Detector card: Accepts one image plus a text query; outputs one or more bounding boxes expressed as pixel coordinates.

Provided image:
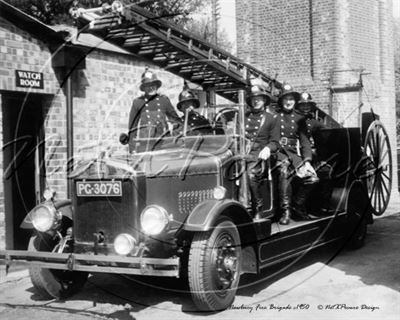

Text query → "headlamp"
[140,205,170,235]
[114,233,136,255]
[31,204,61,232]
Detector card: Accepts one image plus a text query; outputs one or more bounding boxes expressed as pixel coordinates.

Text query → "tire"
[188,217,241,311]
[28,234,88,299]
[347,214,367,250]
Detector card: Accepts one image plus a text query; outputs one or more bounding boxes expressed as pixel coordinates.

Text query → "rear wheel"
[362,120,392,216]
[188,217,241,311]
[28,234,88,299]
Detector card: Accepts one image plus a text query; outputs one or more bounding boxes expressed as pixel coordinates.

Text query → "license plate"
[76,181,122,197]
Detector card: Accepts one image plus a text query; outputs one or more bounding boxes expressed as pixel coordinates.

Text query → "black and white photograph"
[0,0,399,319]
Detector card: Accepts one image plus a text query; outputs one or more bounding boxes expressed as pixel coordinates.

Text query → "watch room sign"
[15,70,44,89]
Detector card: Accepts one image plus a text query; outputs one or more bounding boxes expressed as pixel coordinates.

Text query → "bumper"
[0,250,180,277]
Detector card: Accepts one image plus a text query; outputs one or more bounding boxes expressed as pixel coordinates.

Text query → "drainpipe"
[309,0,314,79]
[51,44,86,199]
[66,73,74,198]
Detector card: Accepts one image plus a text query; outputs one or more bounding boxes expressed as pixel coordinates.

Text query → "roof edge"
[0,0,65,43]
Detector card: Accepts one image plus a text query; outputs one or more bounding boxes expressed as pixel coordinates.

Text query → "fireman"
[296,92,325,144]
[275,84,317,225]
[176,87,213,135]
[128,67,182,140]
[245,85,280,219]
[295,92,332,215]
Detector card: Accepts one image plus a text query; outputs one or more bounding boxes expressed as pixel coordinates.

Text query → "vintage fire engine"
[0,2,393,312]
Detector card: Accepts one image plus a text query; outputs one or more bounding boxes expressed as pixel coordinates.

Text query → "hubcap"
[213,233,238,292]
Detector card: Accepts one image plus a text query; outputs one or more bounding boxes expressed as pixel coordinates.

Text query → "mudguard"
[345,180,373,224]
[20,199,73,229]
[328,180,372,223]
[183,199,252,232]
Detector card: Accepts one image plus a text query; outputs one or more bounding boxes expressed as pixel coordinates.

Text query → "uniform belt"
[280,137,298,147]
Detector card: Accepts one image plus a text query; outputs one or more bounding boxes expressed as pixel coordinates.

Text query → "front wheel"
[188,217,241,311]
[28,234,88,299]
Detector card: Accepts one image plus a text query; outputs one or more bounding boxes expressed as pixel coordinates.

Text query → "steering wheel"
[213,107,239,124]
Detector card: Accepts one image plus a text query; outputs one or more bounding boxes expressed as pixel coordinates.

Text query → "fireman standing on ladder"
[275,84,317,225]
[128,67,182,141]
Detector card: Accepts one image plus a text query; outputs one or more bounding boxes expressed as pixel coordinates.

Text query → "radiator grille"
[73,179,139,244]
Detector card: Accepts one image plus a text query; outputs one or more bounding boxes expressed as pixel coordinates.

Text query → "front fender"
[20,199,73,229]
[183,199,251,232]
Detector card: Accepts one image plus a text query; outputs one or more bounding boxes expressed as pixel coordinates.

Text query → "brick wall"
[0,16,183,249]
[72,50,184,161]
[236,0,398,196]
[0,94,3,249]
[395,17,400,146]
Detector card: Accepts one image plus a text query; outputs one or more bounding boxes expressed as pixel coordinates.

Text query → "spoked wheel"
[28,233,88,299]
[188,217,241,311]
[362,120,392,216]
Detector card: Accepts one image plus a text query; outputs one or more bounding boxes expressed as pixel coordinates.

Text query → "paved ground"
[1,194,399,320]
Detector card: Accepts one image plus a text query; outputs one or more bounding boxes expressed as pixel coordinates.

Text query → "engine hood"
[69,148,232,179]
[69,157,136,179]
[129,148,232,178]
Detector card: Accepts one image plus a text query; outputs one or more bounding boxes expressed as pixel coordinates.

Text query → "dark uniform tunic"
[128,94,182,139]
[183,110,213,135]
[275,110,312,168]
[304,114,326,148]
[245,110,280,155]
[245,109,280,215]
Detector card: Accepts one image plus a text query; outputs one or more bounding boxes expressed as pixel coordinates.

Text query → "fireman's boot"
[278,163,291,225]
[320,182,334,214]
[292,183,314,220]
[279,195,291,225]
[249,163,266,220]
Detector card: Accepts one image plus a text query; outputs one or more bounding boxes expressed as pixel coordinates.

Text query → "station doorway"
[2,92,46,249]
